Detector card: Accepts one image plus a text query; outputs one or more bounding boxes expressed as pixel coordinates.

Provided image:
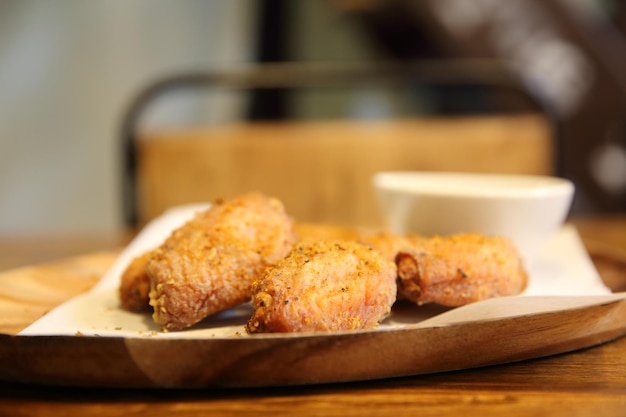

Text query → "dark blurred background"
[249,0,626,218]
[1,0,625,234]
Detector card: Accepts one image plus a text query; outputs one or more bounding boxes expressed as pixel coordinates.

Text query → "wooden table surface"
[1,216,625,417]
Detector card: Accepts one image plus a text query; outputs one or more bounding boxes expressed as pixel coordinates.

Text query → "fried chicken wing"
[119,251,153,311]
[362,232,426,263]
[395,234,527,306]
[148,192,297,331]
[246,240,397,333]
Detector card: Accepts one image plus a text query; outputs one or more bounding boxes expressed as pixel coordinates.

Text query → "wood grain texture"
[0,252,116,335]
[1,294,625,389]
[136,115,552,228]
[0,385,625,417]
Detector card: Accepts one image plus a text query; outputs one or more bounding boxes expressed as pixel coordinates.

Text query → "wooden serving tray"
[0,252,116,335]
[1,251,626,389]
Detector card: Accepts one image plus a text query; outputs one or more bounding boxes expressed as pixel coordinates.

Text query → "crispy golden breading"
[118,192,528,334]
[362,232,426,263]
[395,234,527,306]
[148,192,297,331]
[119,251,153,311]
[246,240,397,333]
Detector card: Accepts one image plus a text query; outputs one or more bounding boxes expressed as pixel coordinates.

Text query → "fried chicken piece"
[395,234,527,307]
[120,221,360,314]
[119,251,153,311]
[362,232,426,263]
[246,240,397,333]
[148,192,297,331]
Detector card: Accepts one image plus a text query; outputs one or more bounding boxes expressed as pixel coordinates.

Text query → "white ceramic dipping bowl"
[373,171,575,264]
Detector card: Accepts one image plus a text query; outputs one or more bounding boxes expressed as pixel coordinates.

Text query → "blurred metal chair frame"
[120,60,561,229]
